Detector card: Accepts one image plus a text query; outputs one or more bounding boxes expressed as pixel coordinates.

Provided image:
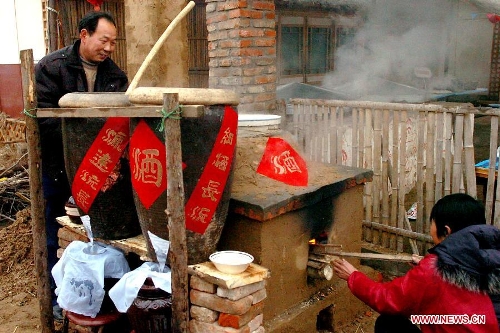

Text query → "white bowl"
[209,251,254,274]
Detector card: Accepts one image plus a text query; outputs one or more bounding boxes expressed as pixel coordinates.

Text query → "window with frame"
[280,26,304,75]
[279,19,333,81]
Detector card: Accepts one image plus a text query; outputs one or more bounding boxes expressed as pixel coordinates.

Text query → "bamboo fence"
[287,98,497,253]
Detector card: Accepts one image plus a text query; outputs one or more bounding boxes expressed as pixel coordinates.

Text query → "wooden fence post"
[20,49,55,332]
[163,93,189,333]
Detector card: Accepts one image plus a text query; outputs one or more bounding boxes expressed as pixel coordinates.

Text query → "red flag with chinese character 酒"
[256,137,308,186]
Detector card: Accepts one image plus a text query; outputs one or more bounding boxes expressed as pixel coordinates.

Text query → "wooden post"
[163,93,189,333]
[20,49,55,332]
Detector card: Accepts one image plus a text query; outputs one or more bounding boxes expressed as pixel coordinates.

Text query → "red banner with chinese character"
[185,106,238,234]
[71,117,130,213]
[129,120,167,209]
[256,137,308,186]
[129,106,237,234]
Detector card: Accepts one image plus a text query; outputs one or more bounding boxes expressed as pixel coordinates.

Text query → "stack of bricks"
[205,0,277,114]
[188,262,270,333]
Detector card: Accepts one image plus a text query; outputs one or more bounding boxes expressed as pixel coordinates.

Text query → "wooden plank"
[188,262,270,289]
[163,93,189,333]
[20,49,54,333]
[56,216,150,260]
[36,105,204,118]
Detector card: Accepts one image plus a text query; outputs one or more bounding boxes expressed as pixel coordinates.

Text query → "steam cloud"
[322,0,455,99]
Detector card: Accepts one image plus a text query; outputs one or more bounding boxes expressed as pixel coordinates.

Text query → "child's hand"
[332,258,358,280]
[411,254,424,265]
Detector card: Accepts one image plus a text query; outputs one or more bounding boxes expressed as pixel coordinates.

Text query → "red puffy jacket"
[348,254,499,333]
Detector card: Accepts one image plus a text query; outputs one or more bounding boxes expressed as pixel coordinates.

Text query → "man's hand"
[332,258,358,281]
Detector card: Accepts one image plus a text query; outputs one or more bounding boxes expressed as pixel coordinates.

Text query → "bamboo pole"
[20,49,55,333]
[397,110,408,252]
[363,108,373,243]
[425,111,435,234]
[328,106,336,164]
[463,112,477,197]
[126,1,195,94]
[362,221,433,243]
[416,110,425,244]
[338,106,346,164]
[326,251,417,263]
[351,108,359,167]
[163,93,189,333]
[443,112,453,196]
[486,116,498,224]
[381,109,390,248]
[389,111,400,250]
[372,109,382,245]
[452,112,464,193]
[435,112,444,200]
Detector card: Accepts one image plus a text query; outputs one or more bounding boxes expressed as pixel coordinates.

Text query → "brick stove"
[209,129,374,332]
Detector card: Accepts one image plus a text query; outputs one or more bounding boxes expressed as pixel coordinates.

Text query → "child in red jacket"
[333,193,500,333]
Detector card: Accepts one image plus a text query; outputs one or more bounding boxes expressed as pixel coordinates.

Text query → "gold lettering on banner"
[76,189,91,208]
[79,170,100,190]
[90,149,113,173]
[201,180,221,201]
[212,153,229,171]
[220,127,234,145]
[132,148,163,187]
[102,129,127,152]
[272,150,302,175]
[189,206,211,224]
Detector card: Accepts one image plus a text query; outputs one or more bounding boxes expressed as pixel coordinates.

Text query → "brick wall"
[206,0,277,114]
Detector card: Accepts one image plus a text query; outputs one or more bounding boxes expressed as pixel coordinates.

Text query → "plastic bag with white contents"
[52,240,130,317]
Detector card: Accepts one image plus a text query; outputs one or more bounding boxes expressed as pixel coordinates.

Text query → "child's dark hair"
[430,193,486,238]
[78,11,116,35]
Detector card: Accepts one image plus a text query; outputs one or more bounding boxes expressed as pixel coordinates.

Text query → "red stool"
[62,310,122,333]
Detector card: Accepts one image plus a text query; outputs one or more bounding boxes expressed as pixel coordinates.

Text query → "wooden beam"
[20,49,55,333]
[164,93,189,333]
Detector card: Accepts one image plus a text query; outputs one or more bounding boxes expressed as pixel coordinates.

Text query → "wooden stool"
[62,310,122,333]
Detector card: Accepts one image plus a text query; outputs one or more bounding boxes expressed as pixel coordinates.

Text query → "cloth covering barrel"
[128,87,239,265]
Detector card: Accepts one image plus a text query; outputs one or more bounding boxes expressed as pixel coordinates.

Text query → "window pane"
[336,27,357,48]
[281,26,303,75]
[308,27,330,74]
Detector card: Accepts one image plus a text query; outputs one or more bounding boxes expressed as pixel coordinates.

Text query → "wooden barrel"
[129,88,239,265]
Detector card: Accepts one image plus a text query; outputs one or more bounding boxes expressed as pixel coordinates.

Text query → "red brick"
[252,1,275,10]
[218,302,265,329]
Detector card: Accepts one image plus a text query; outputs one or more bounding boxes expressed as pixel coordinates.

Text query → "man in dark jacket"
[35,10,128,320]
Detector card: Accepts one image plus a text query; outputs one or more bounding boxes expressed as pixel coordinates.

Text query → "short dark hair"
[430,193,486,238]
[78,11,116,35]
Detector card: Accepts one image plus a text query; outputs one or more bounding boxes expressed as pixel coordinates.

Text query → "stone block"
[190,305,219,323]
[217,280,266,301]
[191,275,217,293]
[190,289,253,315]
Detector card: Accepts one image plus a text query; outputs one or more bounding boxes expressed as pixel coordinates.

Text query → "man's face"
[79,18,117,63]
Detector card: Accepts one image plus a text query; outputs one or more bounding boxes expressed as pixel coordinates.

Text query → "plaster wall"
[448,1,494,88]
[124,0,189,88]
